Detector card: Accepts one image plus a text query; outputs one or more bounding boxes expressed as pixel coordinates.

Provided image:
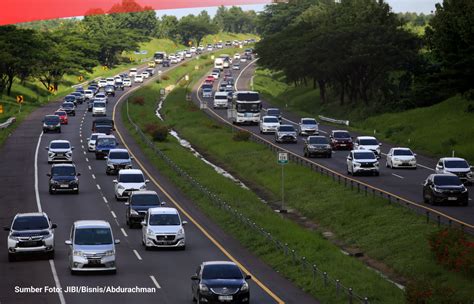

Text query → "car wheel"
[429,196,436,206]
[109,269,117,275]
[58,129,61,133]
[347,166,351,175]
[462,200,468,206]
[374,171,380,176]
[47,250,55,260]
[8,253,16,262]
[49,188,54,194]
[74,189,79,194]
[327,153,332,158]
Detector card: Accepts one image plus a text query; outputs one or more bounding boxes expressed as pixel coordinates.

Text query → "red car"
[55,110,68,125]
[330,130,353,150]
[205,75,215,83]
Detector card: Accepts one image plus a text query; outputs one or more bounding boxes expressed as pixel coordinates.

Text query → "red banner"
[0,0,270,25]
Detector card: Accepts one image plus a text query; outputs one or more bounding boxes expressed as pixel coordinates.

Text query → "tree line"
[255,0,474,110]
[1,0,258,96]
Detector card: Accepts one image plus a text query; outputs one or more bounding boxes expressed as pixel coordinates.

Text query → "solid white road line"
[133,249,142,261]
[96,184,101,190]
[121,228,128,237]
[103,196,108,203]
[392,173,404,179]
[149,275,161,289]
[110,211,117,218]
[34,132,66,304]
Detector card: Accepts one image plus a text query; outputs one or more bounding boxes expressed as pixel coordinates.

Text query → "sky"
[155,0,440,18]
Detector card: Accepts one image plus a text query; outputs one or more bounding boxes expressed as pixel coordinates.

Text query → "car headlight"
[374,162,379,166]
[353,162,361,167]
[108,164,115,168]
[240,281,249,292]
[8,235,18,241]
[117,184,125,190]
[48,152,54,157]
[177,228,184,235]
[73,250,84,257]
[146,229,154,236]
[393,158,400,162]
[433,187,443,193]
[104,250,115,256]
[130,209,139,215]
[199,283,209,292]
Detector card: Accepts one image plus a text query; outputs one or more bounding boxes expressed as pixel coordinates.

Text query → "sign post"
[16,95,24,113]
[277,152,288,213]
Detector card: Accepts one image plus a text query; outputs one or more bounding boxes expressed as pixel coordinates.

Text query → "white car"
[114,169,149,200]
[106,77,115,86]
[141,207,187,250]
[347,150,379,176]
[169,56,178,64]
[84,90,94,100]
[87,133,106,152]
[354,136,381,157]
[46,140,73,163]
[386,147,417,169]
[435,157,473,184]
[240,57,247,63]
[94,93,108,104]
[232,63,240,70]
[207,46,213,51]
[190,47,197,53]
[260,116,280,134]
[298,118,319,136]
[123,78,132,87]
[98,79,107,88]
[211,72,219,79]
[234,53,241,60]
[129,68,138,77]
[141,71,150,79]
[134,75,144,83]
[185,52,192,58]
[92,101,107,117]
[213,91,229,109]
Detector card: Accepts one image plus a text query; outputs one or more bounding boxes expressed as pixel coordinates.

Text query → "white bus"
[230,91,262,125]
[154,52,166,63]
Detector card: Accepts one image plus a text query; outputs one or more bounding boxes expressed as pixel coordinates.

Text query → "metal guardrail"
[319,115,350,126]
[0,117,16,129]
[125,85,371,303]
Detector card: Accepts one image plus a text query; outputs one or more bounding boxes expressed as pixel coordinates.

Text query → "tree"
[176,13,217,46]
[109,0,157,36]
[155,15,179,39]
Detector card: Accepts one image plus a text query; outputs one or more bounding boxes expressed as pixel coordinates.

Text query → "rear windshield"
[267,109,280,115]
[97,138,116,146]
[12,216,49,231]
[202,264,243,280]
[74,228,112,245]
[94,102,106,107]
[393,149,413,156]
[279,126,295,132]
[215,95,227,100]
[109,152,129,160]
[131,194,161,206]
[333,132,350,139]
[302,119,316,125]
[309,137,328,144]
[119,173,144,183]
[45,116,60,123]
[434,175,462,186]
[62,103,74,108]
[236,93,259,101]
[445,160,469,169]
[263,117,279,123]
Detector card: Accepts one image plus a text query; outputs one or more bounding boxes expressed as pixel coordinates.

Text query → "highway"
[191,58,474,228]
[0,52,317,303]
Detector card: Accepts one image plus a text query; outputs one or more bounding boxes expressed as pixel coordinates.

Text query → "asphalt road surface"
[0,51,318,304]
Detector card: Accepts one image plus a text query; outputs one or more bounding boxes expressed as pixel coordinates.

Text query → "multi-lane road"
[0,52,317,303]
[192,58,474,228]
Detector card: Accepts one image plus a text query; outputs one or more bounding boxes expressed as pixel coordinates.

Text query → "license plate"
[89,259,101,265]
[218,295,233,301]
[22,241,38,247]
[60,184,69,188]
[448,197,457,201]
[340,144,346,146]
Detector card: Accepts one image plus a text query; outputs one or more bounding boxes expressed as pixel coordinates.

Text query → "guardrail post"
[364,297,369,304]
[312,265,317,285]
[388,194,391,204]
[437,215,441,227]
[336,279,340,296]
[357,183,360,193]
[301,257,306,271]
[365,186,367,196]
[292,249,296,264]
[284,243,288,256]
[323,272,328,286]
[426,211,430,223]
[448,219,452,227]
[348,288,353,304]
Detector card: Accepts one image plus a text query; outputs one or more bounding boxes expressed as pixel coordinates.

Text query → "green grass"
[253,69,474,162]
[200,32,259,46]
[123,58,474,302]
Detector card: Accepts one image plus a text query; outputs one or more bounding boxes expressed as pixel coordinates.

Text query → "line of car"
[7,44,255,303]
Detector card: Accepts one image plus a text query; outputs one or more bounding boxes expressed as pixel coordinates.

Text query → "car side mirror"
[130,156,134,160]
[3,226,10,231]
[245,274,251,280]
[71,147,75,150]
[86,138,90,141]
[160,202,166,206]
[113,179,118,183]
[141,221,147,227]
[45,147,49,150]
[125,202,130,206]
[114,239,120,244]
[191,275,199,281]
[51,224,57,229]
[470,166,474,171]
[379,143,382,146]
[65,240,72,245]
[347,157,352,160]
[413,153,417,157]
[76,173,81,176]
[46,173,51,177]
[145,180,150,184]
[182,221,188,225]
[104,156,108,159]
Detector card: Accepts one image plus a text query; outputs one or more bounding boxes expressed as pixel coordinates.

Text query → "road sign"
[102,66,108,71]
[278,152,288,164]
[211,55,215,60]
[0,104,3,114]
[129,57,133,62]
[195,65,199,70]
[16,95,24,104]
[188,41,192,46]
[48,85,55,92]
[78,75,84,82]
[185,75,189,81]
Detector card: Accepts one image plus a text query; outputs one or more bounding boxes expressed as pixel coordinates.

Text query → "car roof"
[91,132,106,136]
[15,212,47,218]
[50,139,70,144]
[236,90,258,94]
[440,157,467,161]
[357,136,377,140]
[262,115,279,120]
[118,169,143,175]
[215,91,228,96]
[333,130,349,133]
[202,261,238,267]
[130,190,158,196]
[301,117,316,121]
[351,149,375,154]
[74,220,111,228]
[97,135,116,139]
[108,148,128,153]
[148,207,178,215]
[430,173,459,178]
[51,163,75,168]
[308,135,326,139]
[392,147,411,150]
[279,124,294,128]
[267,108,280,111]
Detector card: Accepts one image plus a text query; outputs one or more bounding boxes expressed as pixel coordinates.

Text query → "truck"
[154,52,166,64]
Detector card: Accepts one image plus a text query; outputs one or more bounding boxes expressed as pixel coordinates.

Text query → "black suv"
[104,85,115,97]
[47,163,80,194]
[162,60,170,67]
[423,174,468,206]
[191,261,251,304]
[61,102,76,116]
[125,190,163,228]
[42,115,61,133]
[304,136,332,158]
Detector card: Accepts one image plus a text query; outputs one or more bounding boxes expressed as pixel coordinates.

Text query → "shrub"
[144,123,158,135]
[232,130,251,141]
[151,125,169,142]
[405,280,458,303]
[161,75,170,81]
[428,228,474,275]
[131,96,145,106]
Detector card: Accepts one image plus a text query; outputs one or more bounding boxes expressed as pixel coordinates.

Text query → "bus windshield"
[236,102,260,113]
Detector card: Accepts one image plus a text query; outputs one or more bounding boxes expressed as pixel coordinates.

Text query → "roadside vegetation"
[123,54,474,302]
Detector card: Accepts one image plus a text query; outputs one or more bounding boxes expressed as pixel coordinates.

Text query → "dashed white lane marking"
[80,139,83,143]
[110,210,117,218]
[417,163,435,171]
[81,145,85,149]
[392,173,404,179]
[92,174,96,179]
[103,196,108,203]
[85,157,89,162]
[150,275,161,289]
[83,151,86,155]
[88,165,92,170]
[121,228,128,237]
[96,184,101,190]
[133,250,142,261]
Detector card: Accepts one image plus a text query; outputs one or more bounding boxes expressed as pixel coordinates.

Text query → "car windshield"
[354,152,375,159]
[131,194,161,206]
[359,139,378,145]
[309,137,328,144]
[95,126,111,133]
[74,228,112,245]
[94,102,106,107]
[105,86,114,90]
[45,116,59,123]
[236,103,260,113]
[50,142,70,149]
[12,216,49,230]
[90,134,100,141]
[215,95,227,100]
[202,264,243,280]
[263,117,279,123]
[96,94,105,98]
[54,111,65,116]
[109,152,129,160]
[334,132,350,139]
[434,175,462,186]
[393,149,413,156]
[302,119,316,125]
[97,138,116,146]
[267,109,280,116]
[64,96,75,102]
[445,160,469,169]
[149,214,180,226]
[119,173,144,183]
[85,90,92,94]
[51,166,76,176]
[279,126,295,132]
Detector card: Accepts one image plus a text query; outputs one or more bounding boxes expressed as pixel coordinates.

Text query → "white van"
[129,68,138,77]
[214,58,224,70]
[213,91,229,109]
